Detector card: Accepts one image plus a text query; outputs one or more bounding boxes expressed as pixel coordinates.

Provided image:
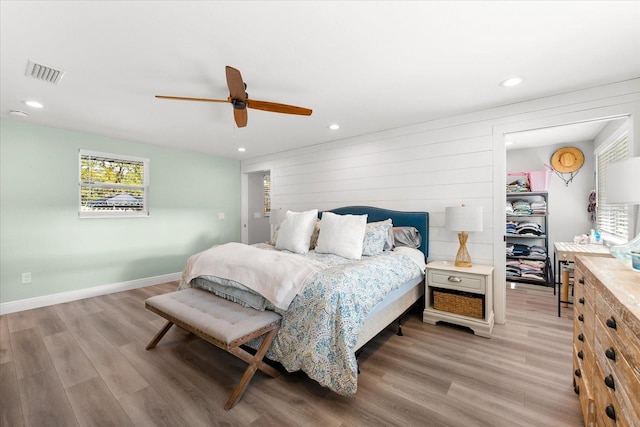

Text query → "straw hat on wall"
[551,147,584,173]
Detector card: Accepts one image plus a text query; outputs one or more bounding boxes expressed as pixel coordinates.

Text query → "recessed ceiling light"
[505,140,514,146]
[237,147,246,152]
[500,76,523,87]
[23,100,43,108]
[328,124,340,130]
[9,110,29,117]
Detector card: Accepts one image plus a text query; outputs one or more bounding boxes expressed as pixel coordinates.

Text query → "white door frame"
[491,102,638,324]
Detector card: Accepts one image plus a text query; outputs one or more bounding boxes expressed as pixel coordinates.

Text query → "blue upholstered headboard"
[320,206,429,260]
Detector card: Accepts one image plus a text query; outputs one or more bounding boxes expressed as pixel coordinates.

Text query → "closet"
[505,191,552,286]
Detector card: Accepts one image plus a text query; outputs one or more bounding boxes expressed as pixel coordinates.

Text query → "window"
[596,132,629,240]
[263,173,271,215]
[79,150,149,218]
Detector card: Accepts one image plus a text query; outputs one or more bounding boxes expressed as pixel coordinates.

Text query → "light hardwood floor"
[1,281,582,426]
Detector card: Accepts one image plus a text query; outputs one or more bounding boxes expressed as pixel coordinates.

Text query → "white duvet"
[180,242,324,310]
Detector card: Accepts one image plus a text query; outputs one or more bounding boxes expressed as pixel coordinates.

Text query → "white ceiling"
[1,1,639,160]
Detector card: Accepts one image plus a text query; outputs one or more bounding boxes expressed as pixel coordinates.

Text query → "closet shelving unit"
[505,191,552,286]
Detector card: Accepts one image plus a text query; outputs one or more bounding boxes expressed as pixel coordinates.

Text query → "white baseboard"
[0,272,182,315]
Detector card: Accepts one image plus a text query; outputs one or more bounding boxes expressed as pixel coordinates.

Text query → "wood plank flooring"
[1,281,582,426]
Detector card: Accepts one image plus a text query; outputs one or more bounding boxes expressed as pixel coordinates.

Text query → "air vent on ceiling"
[24,60,65,84]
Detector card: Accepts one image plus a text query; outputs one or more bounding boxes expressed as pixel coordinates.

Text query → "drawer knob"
[578,297,584,304]
[605,347,616,361]
[447,276,462,283]
[578,333,584,342]
[574,385,580,395]
[578,350,584,360]
[606,317,617,330]
[578,314,584,322]
[604,374,615,390]
[574,369,581,378]
[578,277,584,284]
[605,404,616,420]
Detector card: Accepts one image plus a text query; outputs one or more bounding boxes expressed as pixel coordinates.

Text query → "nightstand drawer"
[428,270,486,293]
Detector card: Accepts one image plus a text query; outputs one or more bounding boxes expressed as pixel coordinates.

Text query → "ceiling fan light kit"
[156,66,312,128]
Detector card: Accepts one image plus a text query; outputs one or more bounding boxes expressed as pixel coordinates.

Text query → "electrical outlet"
[22,272,32,284]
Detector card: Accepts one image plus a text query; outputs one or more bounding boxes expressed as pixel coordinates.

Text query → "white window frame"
[595,125,629,242]
[79,149,150,218]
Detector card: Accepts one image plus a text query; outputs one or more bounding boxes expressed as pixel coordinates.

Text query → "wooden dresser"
[573,256,639,426]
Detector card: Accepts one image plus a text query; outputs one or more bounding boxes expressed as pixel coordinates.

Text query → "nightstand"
[422,261,494,338]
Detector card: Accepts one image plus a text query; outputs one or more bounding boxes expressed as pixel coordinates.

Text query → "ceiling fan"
[156,66,312,128]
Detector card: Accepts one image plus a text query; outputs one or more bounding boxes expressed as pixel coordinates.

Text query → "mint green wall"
[0,120,240,304]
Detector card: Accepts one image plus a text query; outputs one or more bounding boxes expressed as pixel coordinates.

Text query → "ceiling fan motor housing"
[231,99,247,110]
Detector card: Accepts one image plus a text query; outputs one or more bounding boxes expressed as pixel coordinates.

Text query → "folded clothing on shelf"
[506,243,546,259]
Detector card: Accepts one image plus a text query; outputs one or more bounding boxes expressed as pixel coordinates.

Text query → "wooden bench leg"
[224,326,280,410]
[146,321,174,350]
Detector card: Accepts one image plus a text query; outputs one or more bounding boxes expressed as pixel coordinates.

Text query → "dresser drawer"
[595,297,640,378]
[594,324,640,427]
[428,270,486,293]
[576,339,596,382]
[573,265,594,302]
[573,346,595,427]
[575,306,594,356]
[593,362,621,427]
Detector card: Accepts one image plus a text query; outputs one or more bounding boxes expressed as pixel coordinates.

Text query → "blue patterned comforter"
[190,243,423,396]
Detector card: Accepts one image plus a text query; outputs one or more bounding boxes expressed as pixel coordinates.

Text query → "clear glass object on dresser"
[505,191,552,286]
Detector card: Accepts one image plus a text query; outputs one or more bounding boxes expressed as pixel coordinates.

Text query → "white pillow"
[275,209,319,253]
[315,212,368,260]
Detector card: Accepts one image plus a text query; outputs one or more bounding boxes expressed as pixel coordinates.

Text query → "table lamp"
[606,157,640,270]
[445,204,483,267]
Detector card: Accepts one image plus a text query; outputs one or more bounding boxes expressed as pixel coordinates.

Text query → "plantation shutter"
[596,134,629,239]
[263,173,271,214]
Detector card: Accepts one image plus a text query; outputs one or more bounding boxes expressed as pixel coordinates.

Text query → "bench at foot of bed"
[144,288,282,410]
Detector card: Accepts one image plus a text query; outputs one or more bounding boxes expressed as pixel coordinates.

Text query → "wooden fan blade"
[155,95,230,103]
[226,66,246,101]
[246,99,312,116]
[234,108,248,128]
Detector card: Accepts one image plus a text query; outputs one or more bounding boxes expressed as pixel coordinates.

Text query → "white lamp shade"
[445,205,483,232]
[607,157,640,205]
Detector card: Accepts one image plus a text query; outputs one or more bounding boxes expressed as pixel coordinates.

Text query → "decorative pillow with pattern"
[362,219,393,256]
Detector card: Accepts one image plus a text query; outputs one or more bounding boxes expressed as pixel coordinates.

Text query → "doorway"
[506,117,628,263]
[246,170,271,244]
[492,107,636,324]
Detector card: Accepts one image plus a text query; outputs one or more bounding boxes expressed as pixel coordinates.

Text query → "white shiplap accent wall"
[246,122,495,263]
[242,79,640,324]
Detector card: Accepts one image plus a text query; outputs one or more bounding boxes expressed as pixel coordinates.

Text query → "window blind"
[79,150,149,217]
[596,134,629,239]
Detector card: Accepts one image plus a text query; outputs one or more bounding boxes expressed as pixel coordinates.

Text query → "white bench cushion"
[145,288,281,345]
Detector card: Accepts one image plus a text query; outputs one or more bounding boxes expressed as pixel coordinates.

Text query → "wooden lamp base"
[454,231,473,268]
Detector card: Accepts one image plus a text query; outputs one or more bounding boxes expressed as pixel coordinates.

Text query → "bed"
[325,206,429,350]
[179,206,429,396]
